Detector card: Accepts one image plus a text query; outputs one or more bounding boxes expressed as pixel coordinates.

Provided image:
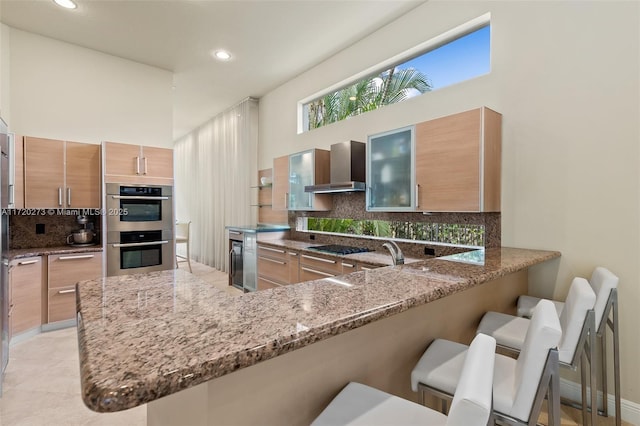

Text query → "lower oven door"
[107,230,174,276]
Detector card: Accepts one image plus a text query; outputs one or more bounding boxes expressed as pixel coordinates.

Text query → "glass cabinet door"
[367,125,415,211]
[288,150,314,210]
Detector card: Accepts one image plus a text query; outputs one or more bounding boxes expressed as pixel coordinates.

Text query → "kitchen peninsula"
[76,247,560,426]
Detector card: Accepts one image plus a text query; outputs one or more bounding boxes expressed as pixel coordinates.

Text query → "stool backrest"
[512,299,562,421]
[176,221,191,239]
[558,277,596,363]
[446,333,496,426]
[590,267,619,329]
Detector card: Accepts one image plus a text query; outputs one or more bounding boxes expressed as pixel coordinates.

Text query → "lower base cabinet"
[8,256,43,337]
[48,253,103,323]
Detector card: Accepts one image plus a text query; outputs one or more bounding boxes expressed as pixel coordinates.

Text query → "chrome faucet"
[382,240,404,265]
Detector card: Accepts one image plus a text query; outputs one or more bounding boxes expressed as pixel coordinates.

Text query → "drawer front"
[10,257,43,335]
[48,287,76,323]
[357,263,378,271]
[300,253,342,274]
[258,255,289,283]
[258,277,281,291]
[299,266,338,282]
[48,252,103,289]
[257,245,287,261]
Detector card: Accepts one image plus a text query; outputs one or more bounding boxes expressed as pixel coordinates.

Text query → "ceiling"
[1,0,424,140]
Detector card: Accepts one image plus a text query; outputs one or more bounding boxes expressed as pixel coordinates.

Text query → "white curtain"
[174,98,258,271]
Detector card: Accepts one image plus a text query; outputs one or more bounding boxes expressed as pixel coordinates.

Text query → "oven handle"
[112,240,170,248]
[111,195,170,200]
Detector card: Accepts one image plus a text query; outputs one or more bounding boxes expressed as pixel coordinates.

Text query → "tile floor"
[0,261,631,425]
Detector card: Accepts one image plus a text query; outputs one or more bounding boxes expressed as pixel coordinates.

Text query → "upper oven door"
[106,183,173,231]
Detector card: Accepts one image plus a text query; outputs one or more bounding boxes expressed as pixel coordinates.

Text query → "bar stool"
[175,221,192,273]
[312,333,497,426]
[477,277,596,425]
[411,299,563,426]
[517,267,620,425]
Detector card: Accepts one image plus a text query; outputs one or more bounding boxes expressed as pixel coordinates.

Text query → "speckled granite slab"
[8,245,103,260]
[76,247,559,413]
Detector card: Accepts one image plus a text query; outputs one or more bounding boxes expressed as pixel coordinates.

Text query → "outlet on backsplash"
[36,224,45,234]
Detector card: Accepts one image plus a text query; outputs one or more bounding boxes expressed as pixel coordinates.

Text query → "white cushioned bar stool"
[411,299,563,426]
[175,221,192,273]
[477,277,596,425]
[517,267,620,425]
[312,333,497,426]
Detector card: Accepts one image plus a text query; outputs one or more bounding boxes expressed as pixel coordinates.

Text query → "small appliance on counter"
[66,215,97,246]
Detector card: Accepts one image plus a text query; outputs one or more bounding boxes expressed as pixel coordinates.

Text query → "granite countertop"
[8,245,103,261]
[76,246,559,413]
[256,238,423,266]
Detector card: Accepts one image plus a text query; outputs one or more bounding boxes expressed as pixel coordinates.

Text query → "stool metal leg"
[611,291,621,426]
[581,353,588,425]
[600,330,608,417]
[588,319,598,426]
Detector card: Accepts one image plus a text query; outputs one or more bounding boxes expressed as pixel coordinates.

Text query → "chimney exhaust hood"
[305,140,366,193]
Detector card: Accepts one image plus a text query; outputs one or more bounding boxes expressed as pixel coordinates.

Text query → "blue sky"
[402,25,490,90]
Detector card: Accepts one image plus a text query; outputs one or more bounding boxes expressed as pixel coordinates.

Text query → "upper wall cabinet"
[366,126,415,211]
[103,141,173,185]
[272,149,331,211]
[24,137,100,209]
[415,107,501,212]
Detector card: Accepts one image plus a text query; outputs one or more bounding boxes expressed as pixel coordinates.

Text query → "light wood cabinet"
[24,137,100,208]
[415,107,501,212]
[8,257,43,337]
[256,168,287,225]
[47,252,102,323]
[103,141,174,185]
[299,253,343,282]
[257,245,289,290]
[272,155,289,211]
[272,150,331,212]
[11,132,25,209]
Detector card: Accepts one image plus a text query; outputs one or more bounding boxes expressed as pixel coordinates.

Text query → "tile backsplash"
[287,192,500,258]
[10,213,101,249]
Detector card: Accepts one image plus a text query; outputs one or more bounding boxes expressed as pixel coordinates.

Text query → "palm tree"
[307,67,432,129]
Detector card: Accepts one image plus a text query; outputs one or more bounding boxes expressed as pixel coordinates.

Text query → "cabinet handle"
[229,231,241,235]
[285,192,289,209]
[59,254,95,260]
[112,240,169,248]
[18,259,39,266]
[259,256,286,265]
[302,255,337,264]
[58,187,63,206]
[259,276,281,287]
[259,246,286,254]
[135,156,140,175]
[8,183,14,206]
[341,262,355,268]
[288,252,298,257]
[360,266,373,271]
[58,288,76,295]
[301,267,335,278]
[67,187,72,207]
[415,184,420,209]
[143,157,148,175]
[8,304,14,317]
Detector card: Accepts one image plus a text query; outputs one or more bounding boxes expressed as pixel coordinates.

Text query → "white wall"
[0,24,11,121]
[259,0,640,410]
[6,27,172,147]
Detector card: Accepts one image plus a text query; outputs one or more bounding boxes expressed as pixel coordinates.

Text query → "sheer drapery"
[174,98,258,271]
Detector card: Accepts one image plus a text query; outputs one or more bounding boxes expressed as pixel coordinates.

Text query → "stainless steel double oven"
[106,183,174,276]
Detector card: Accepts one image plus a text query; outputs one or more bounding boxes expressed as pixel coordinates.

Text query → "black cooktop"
[308,244,371,255]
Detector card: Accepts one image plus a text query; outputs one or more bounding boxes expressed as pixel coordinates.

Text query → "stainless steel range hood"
[305,140,366,193]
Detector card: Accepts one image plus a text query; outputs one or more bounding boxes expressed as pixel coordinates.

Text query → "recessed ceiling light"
[53,0,77,9]
[213,50,232,61]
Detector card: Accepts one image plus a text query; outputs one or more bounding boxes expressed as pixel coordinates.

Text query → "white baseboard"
[560,378,640,425]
